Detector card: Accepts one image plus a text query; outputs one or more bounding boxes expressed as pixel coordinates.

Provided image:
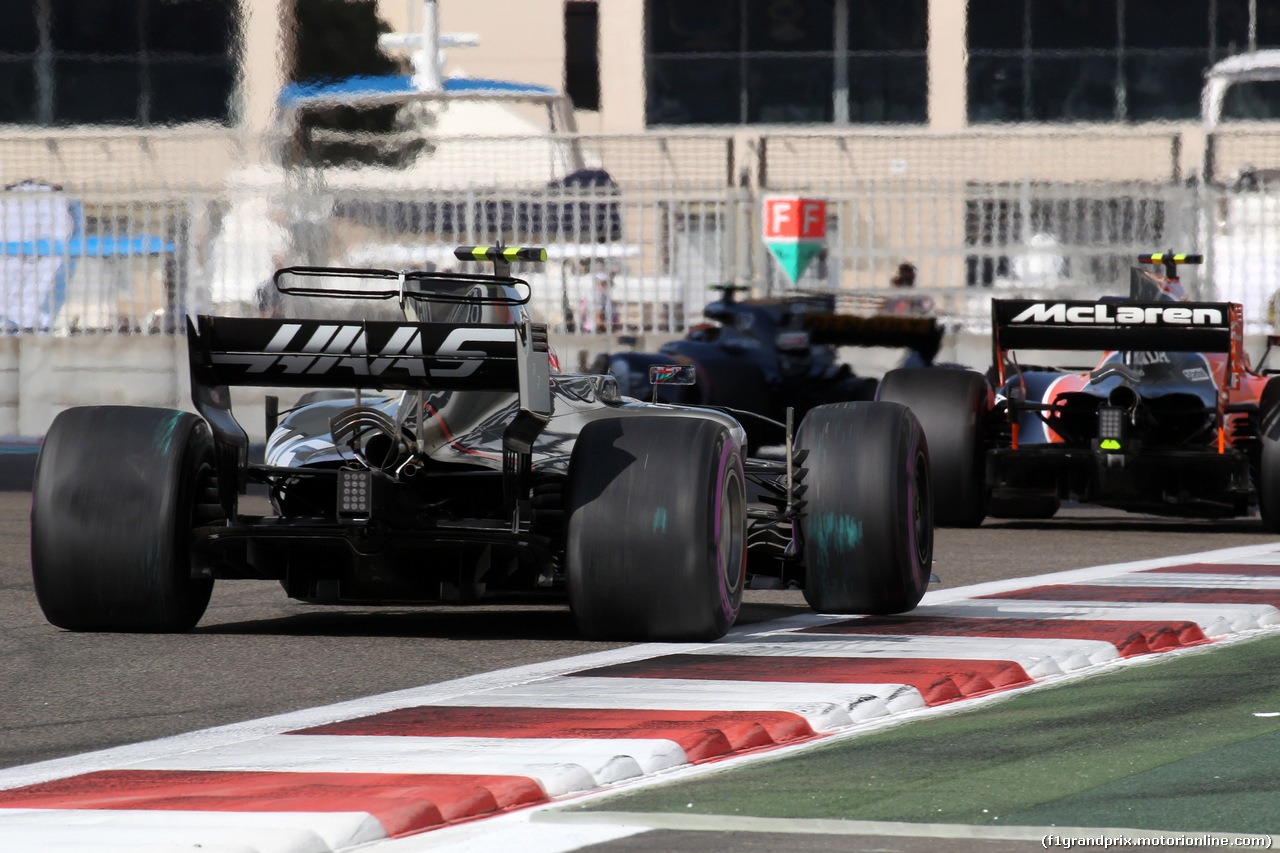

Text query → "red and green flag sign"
[763,197,826,284]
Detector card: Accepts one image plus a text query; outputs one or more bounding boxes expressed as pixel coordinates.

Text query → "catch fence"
[1,126,1275,336]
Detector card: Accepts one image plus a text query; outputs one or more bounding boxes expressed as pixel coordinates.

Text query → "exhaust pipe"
[330,406,420,475]
[1108,384,1139,411]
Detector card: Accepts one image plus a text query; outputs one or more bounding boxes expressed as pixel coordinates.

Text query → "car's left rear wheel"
[566,415,746,641]
[31,406,217,632]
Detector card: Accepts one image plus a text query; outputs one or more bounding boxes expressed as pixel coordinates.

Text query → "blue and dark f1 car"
[878,253,1280,529]
[598,284,944,446]
[31,247,934,642]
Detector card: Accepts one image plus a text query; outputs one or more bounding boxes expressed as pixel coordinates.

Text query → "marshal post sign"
[763,197,826,285]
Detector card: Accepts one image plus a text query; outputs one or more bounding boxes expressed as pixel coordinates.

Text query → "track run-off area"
[3,467,1280,852]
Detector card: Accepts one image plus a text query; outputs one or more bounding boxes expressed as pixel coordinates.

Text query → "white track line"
[389,820,647,853]
[912,599,1280,636]
[709,634,1119,673]
[423,676,926,729]
[1086,572,1280,589]
[920,541,1280,604]
[0,808,385,853]
[133,735,690,794]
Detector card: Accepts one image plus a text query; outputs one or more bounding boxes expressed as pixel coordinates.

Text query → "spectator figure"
[0,181,81,331]
[882,261,934,317]
[579,269,619,333]
[208,188,291,318]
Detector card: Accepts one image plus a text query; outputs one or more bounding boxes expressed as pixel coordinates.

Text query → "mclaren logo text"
[212,324,516,378]
[1010,303,1224,326]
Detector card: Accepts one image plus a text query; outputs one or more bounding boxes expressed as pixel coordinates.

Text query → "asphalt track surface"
[4,446,1280,850]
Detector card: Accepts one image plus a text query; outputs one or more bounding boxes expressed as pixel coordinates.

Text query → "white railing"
[2,177,1213,337]
[6,127,1279,337]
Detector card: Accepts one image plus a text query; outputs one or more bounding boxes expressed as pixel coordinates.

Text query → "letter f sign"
[771,204,792,234]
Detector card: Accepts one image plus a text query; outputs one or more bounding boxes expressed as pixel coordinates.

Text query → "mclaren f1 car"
[30,247,934,642]
[598,283,944,447]
[877,252,1280,529]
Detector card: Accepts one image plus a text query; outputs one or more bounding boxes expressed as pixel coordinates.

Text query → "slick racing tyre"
[566,415,747,641]
[31,406,218,632]
[795,401,932,614]
[877,368,989,527]
[1258,377,1280,532]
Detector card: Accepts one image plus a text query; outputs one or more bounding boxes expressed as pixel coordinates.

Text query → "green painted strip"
[1011,730,1280,834]
[577,633,1280,835]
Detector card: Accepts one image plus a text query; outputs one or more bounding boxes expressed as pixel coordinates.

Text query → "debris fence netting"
[0,128,1276,336]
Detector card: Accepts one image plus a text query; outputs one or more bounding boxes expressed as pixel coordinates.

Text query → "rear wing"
[991,298,1244,388]
[189,316,525,392]
[802,313,944,364]
[188,314,552,509]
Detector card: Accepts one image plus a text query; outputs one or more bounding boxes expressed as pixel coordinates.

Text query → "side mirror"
[649,364,696,386]
[775,330,811,351]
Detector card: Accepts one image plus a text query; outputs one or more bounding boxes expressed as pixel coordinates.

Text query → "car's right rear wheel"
[877,368,990,527]
[796,401,932,614]
[566,415,746,641]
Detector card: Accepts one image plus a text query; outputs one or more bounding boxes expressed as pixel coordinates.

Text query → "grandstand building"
[2,2,1275,162]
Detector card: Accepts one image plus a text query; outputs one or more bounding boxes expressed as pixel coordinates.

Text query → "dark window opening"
[645,0,925,127]
[968,0,1276,123]
[0,0,237,126]
[565,0,600,111]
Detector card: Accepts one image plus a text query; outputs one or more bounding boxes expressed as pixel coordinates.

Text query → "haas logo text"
[212,324,516,378]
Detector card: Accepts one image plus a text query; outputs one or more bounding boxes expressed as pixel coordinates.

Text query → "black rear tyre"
[796,401,932,614]
[566,415,746,641]
[1258,377,1280,532]
[877,368,989,527]
[31,406,216,632]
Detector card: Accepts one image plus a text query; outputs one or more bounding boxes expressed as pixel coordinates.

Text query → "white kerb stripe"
[402,820,649,853]
[1211,551,1280,565]
[713,635,1118,673]
[131,735,688,795]
[0,807,385,853]
[1087,573,1280,589]
[912,600,1280,637]
[426,676,926,730]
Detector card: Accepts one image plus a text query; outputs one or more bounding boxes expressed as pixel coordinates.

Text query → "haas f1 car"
[31,247,934,642]
[599,284,944,446]
[879,252,1280,529]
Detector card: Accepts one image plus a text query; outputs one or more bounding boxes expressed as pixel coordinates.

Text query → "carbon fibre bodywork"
[600,286,942,444]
